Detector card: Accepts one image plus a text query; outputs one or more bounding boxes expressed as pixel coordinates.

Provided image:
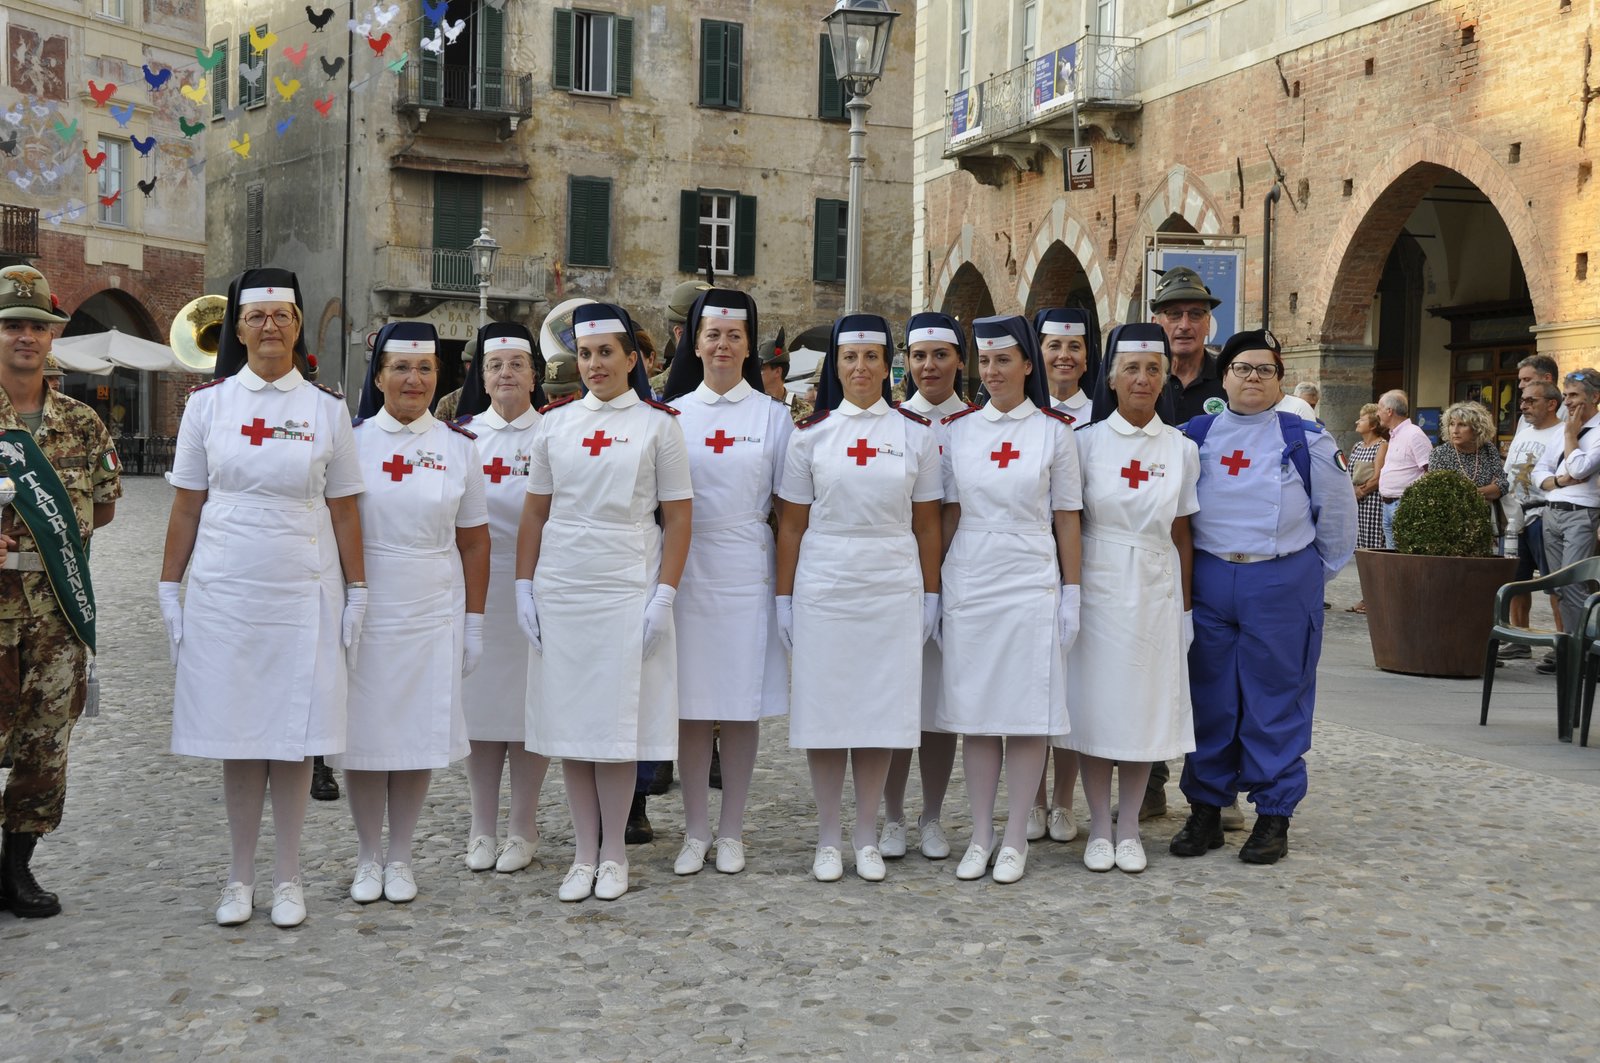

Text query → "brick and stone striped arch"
[930,223,1007,320]
[1110,166,1228,327]
[1314,126,1550,345]
[1016,199,1110,326]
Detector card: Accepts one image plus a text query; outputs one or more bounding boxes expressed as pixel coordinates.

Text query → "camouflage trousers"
[0,607,87,834]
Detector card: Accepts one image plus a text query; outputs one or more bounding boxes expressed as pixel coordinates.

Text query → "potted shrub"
[1355,469,1518,677]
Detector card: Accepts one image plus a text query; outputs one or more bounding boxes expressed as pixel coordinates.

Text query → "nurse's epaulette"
[351,416,366,429]
[539,395,579,415]
[897,407,931,427]
[443,419,477,440]
[311,381,345,400]
[1039,406,1076,427]
[795,409,830,430]
[643,397,680,416]
[940,405,981,426]
[188,377,225,394]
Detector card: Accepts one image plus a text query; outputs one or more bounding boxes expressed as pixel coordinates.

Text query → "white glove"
[1182,610,1195,654]
[462,612,484,677]
[158,581,183,667]
[775,595,795,653]
[1057,584,1081,652]
[515,578,541,653]
[642,584,677,660]
[922,592,941,646]
[342,585,368,670]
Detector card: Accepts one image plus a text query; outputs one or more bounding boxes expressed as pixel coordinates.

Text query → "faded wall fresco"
[7,27,68,102]
[144,0,204,36]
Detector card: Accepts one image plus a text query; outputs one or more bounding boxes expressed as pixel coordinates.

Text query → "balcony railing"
[1,204,40,257]
[395,64,533,126]
[375,245,548,299]
[945,35,1139,156]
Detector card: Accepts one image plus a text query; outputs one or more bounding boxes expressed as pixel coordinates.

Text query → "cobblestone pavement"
[3,478,1598,1060]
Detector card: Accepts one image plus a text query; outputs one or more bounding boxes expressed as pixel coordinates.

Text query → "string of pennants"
[3,0,505,225]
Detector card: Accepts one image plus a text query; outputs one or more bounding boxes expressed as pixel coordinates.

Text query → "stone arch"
[64,287,161,341]
[1110,166,1228,328]
[1015,199,1111,327]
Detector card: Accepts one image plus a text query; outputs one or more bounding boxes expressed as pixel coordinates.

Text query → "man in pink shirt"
[1376,390,1431,548]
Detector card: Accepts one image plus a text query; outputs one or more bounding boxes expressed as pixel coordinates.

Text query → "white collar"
[477,405,539,430]
[905,391,966,416]
[1056,389,1090,410]
[236,365,302,393]
[374,408,436,435]
[837,398,890,417]
[1107,409,1163,437]
[982,397,1037,422]
[694,379,754,405]
[581,389,641,411]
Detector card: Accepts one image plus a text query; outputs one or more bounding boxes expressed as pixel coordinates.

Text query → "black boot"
[1238,814,1290,864]
[310,756,340,801]
[1168,804,1224,857]
[625,793,654,844]
[648,760,673,796]
[708,737,722,791]
[0,831,62,918]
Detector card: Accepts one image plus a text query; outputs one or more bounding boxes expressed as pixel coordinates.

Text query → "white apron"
[938,404,1076,736]
[458,406,541,741]
[1060,413,1199,761]
[674,383,791,721]
[780,402,942,749]
[903,390,969,731]
[332,412,483,771]
[170,371,361,760]
[525,393,692,761]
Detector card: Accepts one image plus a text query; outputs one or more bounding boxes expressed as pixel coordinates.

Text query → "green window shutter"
[724,24,742,109]
[818,35,844,119]
[734,193,756,276]
[237,33,250,106]
[245,183,264,269]
[211,40,228,118]
[815,199,847,282]
[552,8,573,91]
[614,16,634,96]
[433,173,484,290]
[699,21,724,107]
[480,5,504,109]
[678,189,700,274]
[420,23,441,105]
[569,177,612,267]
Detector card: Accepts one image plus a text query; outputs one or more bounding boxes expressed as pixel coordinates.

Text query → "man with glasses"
[1375,390,1431,548]
[1151,266,1228,423]
[1499,381,1565,663]
[1532,369,1600,668]
[1169,330,1355,865]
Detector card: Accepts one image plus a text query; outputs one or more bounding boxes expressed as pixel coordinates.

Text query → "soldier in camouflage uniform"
[0,265,120,918]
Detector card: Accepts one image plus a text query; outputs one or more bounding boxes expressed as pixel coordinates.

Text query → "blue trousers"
[635,760,658,795]
[1181,548,1324,817]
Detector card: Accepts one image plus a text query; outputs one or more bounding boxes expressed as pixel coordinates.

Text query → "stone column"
[1531,319,1600,376]
[1282,343,1376,450]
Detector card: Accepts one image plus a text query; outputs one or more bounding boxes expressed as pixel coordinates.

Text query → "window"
[97,138,125,226]
[552,9,634,96]
[956,0,973,89]
[237,25,267,109]
[813,199,848,283]
[699,20,743,109]
[567,176,612,267]
[211,40,229,119]
[99,0,125,20]
[818,35,846,120]
[432,173,485,290]
[420,1,506,110]
[1096,0,1117,36]
[245,183,264,269]
[678,190,756,276]
[1021,0,1039,62]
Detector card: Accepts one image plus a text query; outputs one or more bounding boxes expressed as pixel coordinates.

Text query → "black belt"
[1380,496,1402,504]
[1546,501,1596,512]
[1523,502,1547,512]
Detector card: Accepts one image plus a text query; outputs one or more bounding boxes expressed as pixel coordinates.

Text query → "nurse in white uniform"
[659,288,792,877]
[451,321,549,875]
[515,302,692,903]
[939,315,1082,884]
[880,311,970,864]
[161,267,367,929]
[1029,306,1099,844]
[775,313,943,884]
[1060,323,1198,874]
[336,321,490,906]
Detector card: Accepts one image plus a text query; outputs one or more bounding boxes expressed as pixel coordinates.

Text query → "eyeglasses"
[1567,370,1600,384]
[483,358,531,375]
[1519,396,1556,406]
[241,310,296,330]
[1159,308,1210,323]
[383,361,435,378]
[1227,362,1282,380]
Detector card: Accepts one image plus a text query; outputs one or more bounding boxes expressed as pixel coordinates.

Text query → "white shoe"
[991,845,1027,884]
[383,862,417,903]
[1025,805,1048,841]
[349,862,383,904]
[495,834,538,873]
[1083,837,1115,872]
[713,837,745,874]
[594,860,629,901]
[1220,798,1246,832]
[812,846,844,882]
[919,819,951,859]
[854,846,886,882]
[878,820,907,859]
[1115,838,1147,873]
[674,837,709,876]
[270,878,306,928]
[955,841,991,881]
[465,835,496,872]
[1047,807,1078,842]
[558,862,595,902]
[215,881,252,926]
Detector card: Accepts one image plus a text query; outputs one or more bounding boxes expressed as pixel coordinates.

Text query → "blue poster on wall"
[950,86,984,140]
[1033,44,1077,115]
[1145,248,1243,347]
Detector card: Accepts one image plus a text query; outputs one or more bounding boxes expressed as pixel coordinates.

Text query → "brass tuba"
[169,294,228,372]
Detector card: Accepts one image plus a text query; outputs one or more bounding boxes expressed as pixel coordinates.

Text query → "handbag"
[1350,459,1375,487]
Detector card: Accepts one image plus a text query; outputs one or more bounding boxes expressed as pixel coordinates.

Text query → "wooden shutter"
[724,24,742,109]
[552,8,573,91]
[237,33,251,107]
[568,177,611,267]
[480,4,504,109]
[678,190,700,274]
[699,21,723,107]
[734,193,756,276]
[211,41,228,117]
[420,22,441,105]
[433,173,484,289]
[614,16,634,96]
[814,199,847,282]
[245,183,264,269]
[818,35,844,119]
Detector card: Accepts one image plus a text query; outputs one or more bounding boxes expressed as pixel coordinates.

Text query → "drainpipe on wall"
[1261,182,1281,331]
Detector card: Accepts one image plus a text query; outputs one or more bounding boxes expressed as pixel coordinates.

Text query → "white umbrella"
[50,348,114,375]
[53,329,185,373]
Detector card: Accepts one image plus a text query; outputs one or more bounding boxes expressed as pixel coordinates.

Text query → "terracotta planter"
[1354,548,1518,678]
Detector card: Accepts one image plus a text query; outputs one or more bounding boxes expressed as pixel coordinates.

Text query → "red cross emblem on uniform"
[1221,449,1251,476]
[991,442,1020,468]
[847,438,877,466]
[705,430,735,453]
[483,457,512,483]
[240,418,274,446]
[265,287,276,295]
[1120,460,1150,489]
[382,454,413,481]
[582,431,613,456]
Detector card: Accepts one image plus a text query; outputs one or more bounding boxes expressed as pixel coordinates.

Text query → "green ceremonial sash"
[0,428,96,651]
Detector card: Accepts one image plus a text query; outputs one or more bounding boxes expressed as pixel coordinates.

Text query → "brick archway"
[1314,126,1550,344]
[1110,166,1227,327]
[1016,199,1110,326]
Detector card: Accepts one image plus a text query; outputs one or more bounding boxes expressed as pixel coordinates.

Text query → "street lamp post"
[470,225,501,332]
[823,0,899,314]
